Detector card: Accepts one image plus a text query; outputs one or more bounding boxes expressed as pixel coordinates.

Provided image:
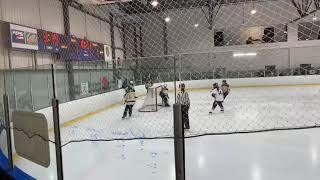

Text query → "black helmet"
[213,83,218,88]
[222,80,227,83]
[179,83,185,88]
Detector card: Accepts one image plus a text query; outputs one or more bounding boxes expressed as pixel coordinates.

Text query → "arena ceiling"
[77,0,276,14]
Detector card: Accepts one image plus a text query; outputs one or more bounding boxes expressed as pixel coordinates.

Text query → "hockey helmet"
[179,83,185,88]
[222,80,227,83]
[213,83,218,88]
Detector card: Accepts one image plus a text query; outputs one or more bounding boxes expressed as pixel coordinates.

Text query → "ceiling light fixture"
[313,15,317,21]
[250,9,257,15]
[233,52,257,57]
[151,0,158,7]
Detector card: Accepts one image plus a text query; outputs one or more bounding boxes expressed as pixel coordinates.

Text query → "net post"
[51,64,64,180]
[3,94,13,171]
[173,104,185,180]
[174,56,177,104]
[155,87,158,112]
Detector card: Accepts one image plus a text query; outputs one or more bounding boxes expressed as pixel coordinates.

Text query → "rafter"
[201,0,223,30]
[315,0,320,9]
[291,0,312,17]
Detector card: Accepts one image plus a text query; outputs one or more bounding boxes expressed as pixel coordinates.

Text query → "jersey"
[123,90,136,105]
[211,88,224,102]
[160,87,169,97]
[221,83,230,94]
[177,91,190,106]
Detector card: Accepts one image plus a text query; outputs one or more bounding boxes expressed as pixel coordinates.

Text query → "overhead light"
[250,9,257,15]
[165,17,170,22]
[313,16,317,21]
[233,52,257,57]
[151,0,158,7]
[194,24,199,27]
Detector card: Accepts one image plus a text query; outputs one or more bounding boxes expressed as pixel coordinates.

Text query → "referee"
[177,83,190,130]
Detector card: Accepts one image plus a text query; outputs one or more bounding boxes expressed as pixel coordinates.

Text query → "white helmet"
[163,84,167,88]
[129,81,134,85]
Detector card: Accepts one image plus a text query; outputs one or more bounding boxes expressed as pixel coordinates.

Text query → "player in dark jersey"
[159,84,170,107]
[221,80,230,100]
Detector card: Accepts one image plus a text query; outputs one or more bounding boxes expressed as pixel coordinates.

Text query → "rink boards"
[36,75,320,130]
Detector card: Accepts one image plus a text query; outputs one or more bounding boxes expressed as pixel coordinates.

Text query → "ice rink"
[12,85,320,180]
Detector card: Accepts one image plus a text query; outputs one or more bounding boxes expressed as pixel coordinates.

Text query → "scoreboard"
[37,30,104,61]
[9,24,108,61]
[38,30,68,53]
[68,36,104,61]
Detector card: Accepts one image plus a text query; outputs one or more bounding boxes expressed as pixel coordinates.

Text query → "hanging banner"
[9,23,108,61]
[104,45,112,62]
[10,24,38,50]
[81,82,89,95]
[101,76,109,89]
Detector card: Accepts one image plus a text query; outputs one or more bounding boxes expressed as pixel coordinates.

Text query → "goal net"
[139,86,162,112]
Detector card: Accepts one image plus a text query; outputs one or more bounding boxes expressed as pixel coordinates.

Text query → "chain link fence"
[176,51,320,138]
[3,0,320,179]
[2,52,320,144]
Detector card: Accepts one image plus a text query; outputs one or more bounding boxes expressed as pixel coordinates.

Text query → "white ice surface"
[14,86,320,180]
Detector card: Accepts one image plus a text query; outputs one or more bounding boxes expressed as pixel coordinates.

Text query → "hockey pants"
[123,105,133,117]
[212,101,224,111]
[162,96,169,106]
[223,92,229,100]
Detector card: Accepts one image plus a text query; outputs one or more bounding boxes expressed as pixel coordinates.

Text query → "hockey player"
[209,83,224,113]
[122,81,136,119]
[121,79,129,89]
[221,80,230,100]
[145,80,153,93]
[159,84,170,107]
[177,83,190,130]
[127,81,135,91]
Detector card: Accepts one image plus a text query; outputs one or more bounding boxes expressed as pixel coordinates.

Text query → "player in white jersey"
[209,83,224,114]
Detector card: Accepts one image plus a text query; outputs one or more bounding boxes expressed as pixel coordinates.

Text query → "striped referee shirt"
[177,91,190,106]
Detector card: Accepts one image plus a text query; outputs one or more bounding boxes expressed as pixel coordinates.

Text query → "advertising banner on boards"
[10,24,38,50]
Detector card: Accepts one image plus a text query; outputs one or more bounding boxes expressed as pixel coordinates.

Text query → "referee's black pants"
[181,105,190,129]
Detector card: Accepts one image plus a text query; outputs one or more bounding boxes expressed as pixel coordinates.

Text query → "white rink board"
[37,75,320,129]
[36,86,147,129]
